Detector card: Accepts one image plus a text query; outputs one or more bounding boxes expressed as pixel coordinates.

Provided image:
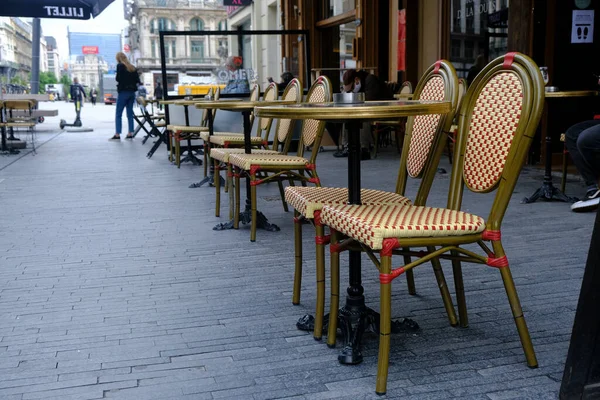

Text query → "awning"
[0,0,115,20]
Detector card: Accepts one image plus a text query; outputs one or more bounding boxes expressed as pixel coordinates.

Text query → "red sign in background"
[123,44,131,53]
[82,46,99,55]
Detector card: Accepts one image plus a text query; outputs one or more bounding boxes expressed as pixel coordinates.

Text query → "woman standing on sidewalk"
[111,52,140,140]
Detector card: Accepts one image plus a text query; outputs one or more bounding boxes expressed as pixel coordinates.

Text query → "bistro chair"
[167,88,213,167]
[445,78,468,165]
[137,98,168,158]
[211,80,301,218]
[320,52,545,395]
[285,60,460,340]
[228,75,333,242]
[371,81,415,158]
[133,97,165,139]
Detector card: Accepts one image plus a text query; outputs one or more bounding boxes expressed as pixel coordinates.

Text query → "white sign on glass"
[571,10,594,43]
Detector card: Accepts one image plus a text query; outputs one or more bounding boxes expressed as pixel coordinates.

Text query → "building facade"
[70,55,109,89]
[124,0,228,94]
[67,31,122,70]
[45,36,61,78]
[0,17,48,84]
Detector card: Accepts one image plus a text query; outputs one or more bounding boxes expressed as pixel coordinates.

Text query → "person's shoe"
[125,134,134,139]
[109,134,121,140]
[333,148,348,158]
[571,189,600,212]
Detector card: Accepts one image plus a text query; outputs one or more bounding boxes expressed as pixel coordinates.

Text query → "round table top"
[545,90,599,98]
[194,99,296,111]
[255,100,452,121]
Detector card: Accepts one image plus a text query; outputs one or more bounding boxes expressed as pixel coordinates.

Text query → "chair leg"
[451,250,468,328]
[313,215,326,341]
[403,252,416,295]
[215,159,221,218]
[494,242,538,368]
[250,172,257,242]
[169,133,174,163]
[277,180,289,212]
[203,142,208,177]
[292,211,303,306]
[227,164,234,220]
[327,229,340,348]
[376,251,392,396]
[234,168,241,229]
[428,247,458,327]
[176,138,181,168]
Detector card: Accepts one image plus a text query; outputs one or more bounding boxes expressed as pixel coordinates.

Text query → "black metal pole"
[159,31,170,152]
[31,18,41,94]
[560,207,600,399]
[346,120,363,298]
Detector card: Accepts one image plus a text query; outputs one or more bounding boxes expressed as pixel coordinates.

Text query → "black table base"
[523,127,578,204]
[189,173,225,188]
[522,180,578,203]
[213,201,280,232]
[296,297,419,365]
[179,152,202,166]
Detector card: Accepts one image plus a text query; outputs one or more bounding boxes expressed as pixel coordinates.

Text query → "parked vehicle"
[102,74,117,105]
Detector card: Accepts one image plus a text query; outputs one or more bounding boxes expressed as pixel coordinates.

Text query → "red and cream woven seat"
[321,204,485,249]
[229,76,332,242]
[209,134,267,148]
[285,187,411,219]
[211,80,302,219]
[285,60,461,341]
[321,53,545,395]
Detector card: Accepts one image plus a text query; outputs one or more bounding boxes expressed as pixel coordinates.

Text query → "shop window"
[449,0,509,79]
[323,0,355,19]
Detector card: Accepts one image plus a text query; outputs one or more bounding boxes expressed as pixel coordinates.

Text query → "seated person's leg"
[567,120,600,212]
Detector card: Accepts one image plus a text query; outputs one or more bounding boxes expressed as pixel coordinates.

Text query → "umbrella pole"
[31,18,41,94]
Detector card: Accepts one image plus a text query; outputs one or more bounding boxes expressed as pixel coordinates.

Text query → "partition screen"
[158,29,310,99]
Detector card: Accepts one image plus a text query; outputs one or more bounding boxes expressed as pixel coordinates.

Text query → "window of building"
[150,18,176,34]
[191,40,204,63]
[190,18,204,31]
[449,0,509,80]
[218,20,227,31]
[322,0,355,19]
[151,39,156,58]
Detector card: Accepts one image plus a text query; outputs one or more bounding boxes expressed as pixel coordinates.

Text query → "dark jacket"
[116,63,140,93]
[154,85,164,99]
[355,70,394,101]
[70,83,86,101]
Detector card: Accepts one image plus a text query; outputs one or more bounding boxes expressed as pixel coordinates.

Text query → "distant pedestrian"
[154,82,164,110]
[137,83,147,99]
[70,77,86,105]
[90,88,97,106]
[111,52,140,140]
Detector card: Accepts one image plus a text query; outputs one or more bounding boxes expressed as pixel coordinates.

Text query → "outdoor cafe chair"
[228,75,333,242]
[285,60,460,340]
[211,80,302,218]
[320,52,545,395]
[133,97,165,140]
[135,97,168,158]
[445,77,468,166]
[167,87,215,167]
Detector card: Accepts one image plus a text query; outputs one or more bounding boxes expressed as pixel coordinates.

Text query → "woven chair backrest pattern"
[249,83,261,126]
[297,75,332,154]
[395,60,459,205]
[405,75,447,178]
[275,78,301,147]
[260,82,278,130]
[400,81,413,94]
[463,72,523,192]
[449,52,544,225]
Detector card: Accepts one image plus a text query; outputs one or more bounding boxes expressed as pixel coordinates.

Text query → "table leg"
[189,109,224,188]
[296,120,418,364]
[213,110,279,234]
[522,129,578,203]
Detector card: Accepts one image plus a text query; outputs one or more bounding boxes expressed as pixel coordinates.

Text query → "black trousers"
[565,120,600,189]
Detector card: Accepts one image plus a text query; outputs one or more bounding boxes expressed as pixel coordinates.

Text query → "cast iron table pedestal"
[212,108,279,234]
[297,120,418,365]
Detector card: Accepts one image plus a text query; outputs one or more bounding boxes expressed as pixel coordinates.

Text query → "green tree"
[38,72,59,93]
[60,74,72,86]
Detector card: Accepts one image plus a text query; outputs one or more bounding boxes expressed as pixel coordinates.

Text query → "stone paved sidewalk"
[0,103,593,399]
